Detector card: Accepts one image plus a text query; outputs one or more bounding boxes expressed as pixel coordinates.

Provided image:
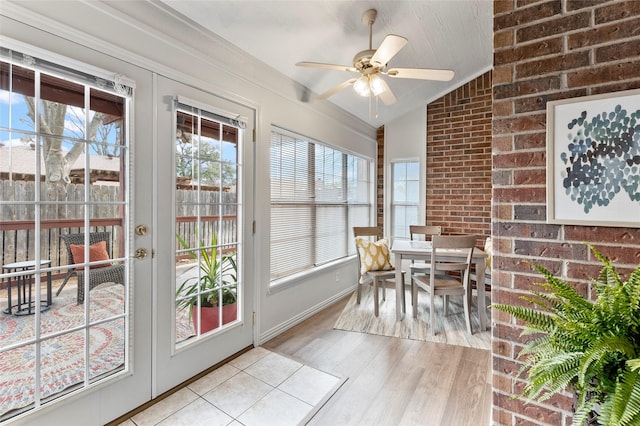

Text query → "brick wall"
[492,1,640,425]
[426,72,493,238]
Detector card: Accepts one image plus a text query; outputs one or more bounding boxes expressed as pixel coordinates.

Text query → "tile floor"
[117,347,344,426]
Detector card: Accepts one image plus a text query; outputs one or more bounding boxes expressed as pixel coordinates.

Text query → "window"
[270,128,371,281]
[174,98,243,342]
[391,161,420,239]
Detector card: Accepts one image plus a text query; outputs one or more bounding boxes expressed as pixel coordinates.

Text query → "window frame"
[269,127,373,287]
[390,160,421,240]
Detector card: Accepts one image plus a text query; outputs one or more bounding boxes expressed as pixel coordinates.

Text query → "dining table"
[390,239,489,331]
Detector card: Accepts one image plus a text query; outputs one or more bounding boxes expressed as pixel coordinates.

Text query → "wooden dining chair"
[470,236,492,302]
[411,234,476,335]
[353,227,405,317]
[408,225,442,278]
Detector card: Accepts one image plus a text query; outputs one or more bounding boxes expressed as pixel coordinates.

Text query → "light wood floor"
[263,294,492,426]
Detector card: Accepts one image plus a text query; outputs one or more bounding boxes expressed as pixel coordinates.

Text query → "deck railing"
[1,216,238,273]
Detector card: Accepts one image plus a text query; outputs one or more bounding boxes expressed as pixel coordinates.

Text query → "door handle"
[134,248,148,260]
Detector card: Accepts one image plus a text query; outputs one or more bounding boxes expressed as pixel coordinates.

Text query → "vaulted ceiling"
[159,0,493,128]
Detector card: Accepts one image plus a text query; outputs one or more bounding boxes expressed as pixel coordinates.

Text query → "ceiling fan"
[296,8,455,105]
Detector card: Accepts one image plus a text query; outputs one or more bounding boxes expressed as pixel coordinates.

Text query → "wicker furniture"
[57,232,124,303]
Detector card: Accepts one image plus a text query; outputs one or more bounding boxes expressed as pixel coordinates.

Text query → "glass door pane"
[174,107,240,344]
[0,59,129,420]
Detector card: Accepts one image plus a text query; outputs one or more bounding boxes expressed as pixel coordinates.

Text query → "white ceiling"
[159,0,493,128]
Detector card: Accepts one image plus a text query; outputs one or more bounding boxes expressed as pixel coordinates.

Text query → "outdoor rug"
[334,283,491,350]
[0,284,127,418]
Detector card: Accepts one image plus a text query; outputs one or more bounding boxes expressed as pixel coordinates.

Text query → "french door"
[0,34,254,425]
[0,42,153,424]
[152,76,254,395]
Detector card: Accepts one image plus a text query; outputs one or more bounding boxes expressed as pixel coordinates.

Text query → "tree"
[175,130,235,188]
[22,97,120,184]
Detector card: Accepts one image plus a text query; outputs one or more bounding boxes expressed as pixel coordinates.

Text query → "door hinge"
[252,128,256,142]
[252,312,256,325]
[252,220,256,235]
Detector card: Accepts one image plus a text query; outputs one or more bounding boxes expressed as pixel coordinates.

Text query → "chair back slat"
[409,225,442,241]
[431,235,476,286]
[353,226,383,240]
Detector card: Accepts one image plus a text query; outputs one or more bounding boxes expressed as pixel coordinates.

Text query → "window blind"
[391,161,420,239]
[1,41,135,97]
[270,128,371,281]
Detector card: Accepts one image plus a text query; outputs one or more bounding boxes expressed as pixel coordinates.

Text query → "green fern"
[492,244,640,426]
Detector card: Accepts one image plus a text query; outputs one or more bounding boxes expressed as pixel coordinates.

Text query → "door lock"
[135,225,148,236]
[134,248,148,260]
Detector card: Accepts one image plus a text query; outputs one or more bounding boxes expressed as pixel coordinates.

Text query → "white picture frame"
[546,89,640,227]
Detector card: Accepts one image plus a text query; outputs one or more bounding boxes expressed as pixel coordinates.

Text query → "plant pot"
[192,302,237,334]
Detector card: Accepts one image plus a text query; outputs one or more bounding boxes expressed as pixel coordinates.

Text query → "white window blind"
[270,128,371,281]
[391,161,420,239]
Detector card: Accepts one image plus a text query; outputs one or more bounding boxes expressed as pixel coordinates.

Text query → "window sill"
[267,256,355,295]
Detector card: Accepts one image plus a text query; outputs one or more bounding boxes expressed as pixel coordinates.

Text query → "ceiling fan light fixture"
[369,74,385,96]
[353,75,370,97]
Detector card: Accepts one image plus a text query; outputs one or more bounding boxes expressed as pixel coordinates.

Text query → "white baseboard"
[258,287,354,345]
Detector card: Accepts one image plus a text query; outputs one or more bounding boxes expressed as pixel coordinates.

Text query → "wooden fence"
[1,180,238,272]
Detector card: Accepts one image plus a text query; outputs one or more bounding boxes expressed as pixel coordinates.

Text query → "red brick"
[496,37,563,65]
[495,0,516,15]
[495,391,564,424]
[495,1,561,31]
[513,239,589,260]
[513,169,545,185]
[516,12,591,43]
[492,150,545,169]
[514,89,588,114]
[514,132,546,150]
[516,51,591,78]
[493,77,561,100]
[596,40,640,62]
[595,0,640,24]
[567,0,610,11]
[494,220,561,240]
[495,30,515,50]
[493,406,513,426]
[493,135,513,152]
[564,226,640,244]
[568,17,640,48]
[494,372,515,393]
[493,114,547,134]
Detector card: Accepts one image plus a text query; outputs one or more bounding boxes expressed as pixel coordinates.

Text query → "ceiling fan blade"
[377,78,397,106]
[318,79,357,100]
[386,67,455,81]
[296,61,357,73]
[370,35,408,67]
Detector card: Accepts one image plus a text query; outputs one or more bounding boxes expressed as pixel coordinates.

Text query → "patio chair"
[57,232,125,303]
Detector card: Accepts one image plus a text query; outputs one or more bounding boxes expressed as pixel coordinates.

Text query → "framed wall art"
[547,89,640,227]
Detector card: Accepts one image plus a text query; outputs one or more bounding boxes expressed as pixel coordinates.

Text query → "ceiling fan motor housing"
[353,49,378,73]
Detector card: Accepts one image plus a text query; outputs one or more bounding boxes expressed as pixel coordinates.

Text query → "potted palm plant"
[492,244,640,426]
[176,231,237,334]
